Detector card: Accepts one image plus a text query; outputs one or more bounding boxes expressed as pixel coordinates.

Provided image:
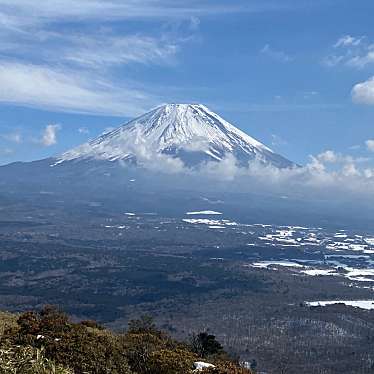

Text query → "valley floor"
[0,194,373,373]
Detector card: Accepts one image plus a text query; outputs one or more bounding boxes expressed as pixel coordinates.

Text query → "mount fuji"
[55,104,295,169]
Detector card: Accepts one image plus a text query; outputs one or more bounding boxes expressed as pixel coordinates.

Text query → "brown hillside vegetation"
[0,306,253,374]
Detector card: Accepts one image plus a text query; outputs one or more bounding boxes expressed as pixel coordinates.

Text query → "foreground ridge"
[0,307,253,373]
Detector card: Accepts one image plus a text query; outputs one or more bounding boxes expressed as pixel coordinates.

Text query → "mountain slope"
[56,104,295,168]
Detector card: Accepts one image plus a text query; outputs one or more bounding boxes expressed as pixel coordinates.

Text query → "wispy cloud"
[334,35,363,48]
[0,0,325,116]
[0,0,210,116]
[62,34,178,68]
[271,134,287,147]
[212,102,341,113]
[260,44,293,63]
[0,62,156,116]
[78,127,89,135]
[0,147,13,155]
[324,34,374,69]
[0,1,291,26]
[1,131,22,143]
[302,91,319,99]
[189,16,201,31]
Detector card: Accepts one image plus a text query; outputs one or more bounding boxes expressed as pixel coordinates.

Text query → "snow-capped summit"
[56,103,294,168]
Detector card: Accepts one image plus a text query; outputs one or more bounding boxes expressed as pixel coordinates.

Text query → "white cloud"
[325,34,374,69]
[334,35,363,48]
[61,34,178,68]
[366,139,374,152]
[322,55,344,68]
[0,1,287,27]
[303,91,318,99]
[0,62,156,116]
[41,124,61,146]
[317,150,339,163]
[347,51,374,69]
[352,77,374,105]
[194,153,374,198]
[271,134,287,147]
[0,1,193,116]
[189,16,201,31]
[60,139,373,200]
[342,162,360,177]
[0,1,300,116]
[0,147,14,155]
[78,127,89,134]
[109,144,374,198]
[260,44,293,63]
[315,150,369,165]
[364,168,374,178]
[2,131,22,143]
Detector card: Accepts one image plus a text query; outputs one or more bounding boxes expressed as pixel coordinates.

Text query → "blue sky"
[1,0,374,167]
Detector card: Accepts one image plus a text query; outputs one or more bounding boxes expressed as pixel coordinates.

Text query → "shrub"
[190,332,224,358]
[2,307,249,374]
[0,312,18,337]
[0,345,73,374]
[44,324,132,374]
[148,348,197,374]
[201,362,253,374]
[14,307,133,374]
[122,332,167,374]
[16,306,70,346]
[128,315,161,336]
[80,319,104,330]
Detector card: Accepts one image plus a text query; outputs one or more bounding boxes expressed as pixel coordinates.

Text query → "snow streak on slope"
[56,104,294,168]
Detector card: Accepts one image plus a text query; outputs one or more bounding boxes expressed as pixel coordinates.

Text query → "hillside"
[0,306,252,374]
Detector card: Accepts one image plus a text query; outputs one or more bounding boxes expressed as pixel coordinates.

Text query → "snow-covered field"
[103,211,374,289]
[182,218,238,228]
[306,300,374,310]
[251,261,304,269]
[181,215,374,287]
[186,210,222,215]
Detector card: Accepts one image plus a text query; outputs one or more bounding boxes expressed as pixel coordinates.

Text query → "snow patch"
[186,210,222,215]
[194,362,215,371]
[251,261,304,269]
[306,300,374,310]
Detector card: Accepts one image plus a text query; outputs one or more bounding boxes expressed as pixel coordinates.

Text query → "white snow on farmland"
[343,267,374,282]
[365,238,374,245]
[186,210,222,215]
[334,233,348,238]
[252,261,304,269]
[301,269,337,276]
[183,218,223,226]
[182,218,237,227]
[349,244,369,252]
[325,254,370,259]
[276,229,295,237]
[306,300,374,310]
